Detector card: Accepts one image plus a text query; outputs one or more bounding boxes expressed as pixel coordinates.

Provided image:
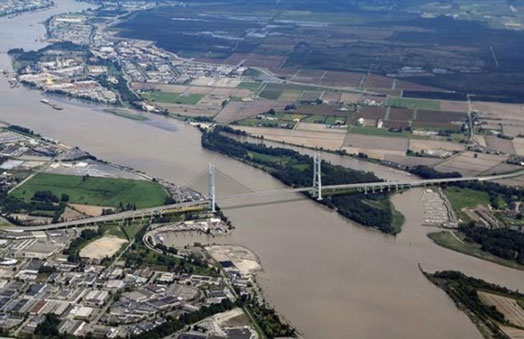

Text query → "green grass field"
[302,115,326,123]
[348,126,413,138]
[142,92,204,105]
[428,231,524,270]
[12,173,169,209]
[444,187,490,213]
[387,97,440,110]
[258,88,283,100]
[237,81,263,91]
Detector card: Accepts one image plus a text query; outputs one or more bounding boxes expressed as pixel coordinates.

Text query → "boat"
[40,98,63,110]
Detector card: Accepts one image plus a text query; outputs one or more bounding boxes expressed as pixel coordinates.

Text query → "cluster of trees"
[408,165,462,179]
[131,299,234,339]
[0,191,65,224]
[459,223,524,264]
[7,125,38,136]
[32,190,63,203]
[125,241,217,276]
[155,243,178,255]
[328,194,394,233]
[202,128,398,234]
[243,300,296,338]
[63,228,104,262]
[34,314,61,337]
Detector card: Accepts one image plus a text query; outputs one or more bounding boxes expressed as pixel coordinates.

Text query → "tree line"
[202,127,399,234]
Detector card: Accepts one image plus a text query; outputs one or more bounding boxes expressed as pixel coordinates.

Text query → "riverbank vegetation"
[459,224,524,265]
[11,173,169,209]
[424,270,524,339]
[202,127,402,234]
[428,231,524,270]
[241,299,296,338]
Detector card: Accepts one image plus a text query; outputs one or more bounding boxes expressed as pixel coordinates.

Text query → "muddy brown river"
[0,2,523,338]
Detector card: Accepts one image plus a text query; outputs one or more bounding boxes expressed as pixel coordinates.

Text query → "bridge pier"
[312,153,322,200]
[208,163,216,213]
[364,186,368,194]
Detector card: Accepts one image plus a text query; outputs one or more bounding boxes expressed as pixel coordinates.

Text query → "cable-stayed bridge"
[3,153,523,233]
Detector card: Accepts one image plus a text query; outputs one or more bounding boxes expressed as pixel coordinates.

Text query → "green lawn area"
[444,187,490,213]
[258,88,283,100]
[102,224,128,239]
[428,231,524,270]
[325,116,346,125]
[274,112,307,121]
[121,221,147,240]
[235,118,280,128]
[387,97,440,110]
[302,115,326,123]
[11,173,169,209]
[237,81,263,91]
[142,91,204,105]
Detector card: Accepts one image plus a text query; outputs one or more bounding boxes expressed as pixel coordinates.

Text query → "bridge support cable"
[312,152,322,200]
[208,163,216,213]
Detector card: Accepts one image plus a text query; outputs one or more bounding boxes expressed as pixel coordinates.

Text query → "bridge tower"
[312,152,322,200]
[208,163,216,212]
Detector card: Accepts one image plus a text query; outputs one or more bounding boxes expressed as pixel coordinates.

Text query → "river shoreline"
[1,2,524,338]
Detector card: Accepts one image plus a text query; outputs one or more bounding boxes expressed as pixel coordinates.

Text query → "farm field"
[141,91,204,105]
[499,326,524,339]
[69,204,111,217]
[11,173,169,209]
[435,151,506,176]
[237,82,263,91]
[233,126,346,150]
[343,133,409,156]
[383,155,441,167]
[408,139,465,153]
[484,135,516,154]
[513,137,524,156]
[347,126,411,138]
[386,97,440,110]
[413,110,467,129]
[215,100,289,123]
[478,292,524,328]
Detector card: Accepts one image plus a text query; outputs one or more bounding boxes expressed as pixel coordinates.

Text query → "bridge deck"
[2,170,522,233]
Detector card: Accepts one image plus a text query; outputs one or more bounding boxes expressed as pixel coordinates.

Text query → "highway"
[3,200,209,233]
[2,169,522,234]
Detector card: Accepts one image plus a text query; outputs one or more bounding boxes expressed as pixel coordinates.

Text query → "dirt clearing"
[80,236,128,260]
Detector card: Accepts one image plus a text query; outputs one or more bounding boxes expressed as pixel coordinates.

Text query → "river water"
[1,2,523,338]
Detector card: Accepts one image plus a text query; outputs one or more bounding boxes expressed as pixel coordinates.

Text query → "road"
[3,200,209,232]
[217,169,524,201]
